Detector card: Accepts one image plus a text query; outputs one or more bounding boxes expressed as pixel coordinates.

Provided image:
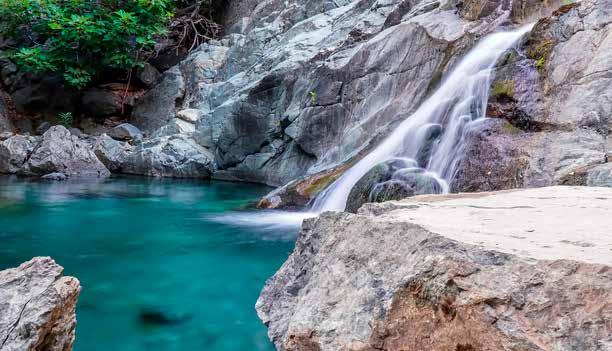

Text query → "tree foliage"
[0,0,175,88]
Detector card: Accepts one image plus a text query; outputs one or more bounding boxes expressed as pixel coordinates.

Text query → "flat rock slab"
[259,186,612,350]
[362,186,612,265]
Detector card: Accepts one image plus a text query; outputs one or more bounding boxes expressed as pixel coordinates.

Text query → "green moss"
[502,121,521,135]
[491,80,515,100]
[536,56,546,70]
[528,39,555,72]
[309,91,318,106]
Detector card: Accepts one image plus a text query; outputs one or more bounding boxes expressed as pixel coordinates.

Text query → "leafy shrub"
[0,0,175,88]
[57,112,73,127]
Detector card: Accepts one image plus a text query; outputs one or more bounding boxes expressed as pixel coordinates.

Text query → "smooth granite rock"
[23,126,111,178]
[257,186,612,350]
[122,134,215,178]
[0,257,81,351]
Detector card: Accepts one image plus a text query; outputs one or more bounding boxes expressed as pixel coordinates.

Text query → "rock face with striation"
[133,0,562,186]
[457,0,612,191]
[0,257,80,351]
[257,186,612,350]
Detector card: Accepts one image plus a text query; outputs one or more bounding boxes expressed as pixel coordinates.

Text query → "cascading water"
[212,25,533,228]
[312,25,534,213]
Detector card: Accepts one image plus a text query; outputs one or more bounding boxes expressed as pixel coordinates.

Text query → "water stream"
[312,25,533,212]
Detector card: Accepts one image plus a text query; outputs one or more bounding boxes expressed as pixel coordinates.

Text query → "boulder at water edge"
[0,257,81,351]
[257,186,612,350]
[23,125,111,178]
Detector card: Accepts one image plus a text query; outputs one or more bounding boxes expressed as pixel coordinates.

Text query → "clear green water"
[0,176,296,351]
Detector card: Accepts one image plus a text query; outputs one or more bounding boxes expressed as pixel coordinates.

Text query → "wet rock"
[392,168,444,194]
[0,257,80,351]
[258,164,351,209]
[23,125,111,177]
[346,158,443,213]
[415,124,443,168]
[93,134,135,173]
[41,172,68,181]
[122,135,215,178]
[452,119,529,192]
[368,180,414,204]
[257,187,612,350]
[108,123,143,142]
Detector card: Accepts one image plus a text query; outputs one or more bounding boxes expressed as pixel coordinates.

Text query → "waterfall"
[312,25,533,212]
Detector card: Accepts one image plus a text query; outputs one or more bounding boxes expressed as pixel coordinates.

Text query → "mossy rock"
[491,80,515,100]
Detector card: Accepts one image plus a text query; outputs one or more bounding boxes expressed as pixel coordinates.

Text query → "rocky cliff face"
[1,0,610,196]
[455,0,612,191]
[0,257,80,351]
[256,186,612,350]
[131,0,563,185]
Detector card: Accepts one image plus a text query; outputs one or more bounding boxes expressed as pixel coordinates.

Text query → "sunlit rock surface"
[0,257,80,351]
[257,186,612,350]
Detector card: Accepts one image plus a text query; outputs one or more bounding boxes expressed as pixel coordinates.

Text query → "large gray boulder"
[0,134,35,174]
[131,66,186,133]
[23,125,111,177]
[257,187,612,350]
[0,257,81,351]
[122,134,215,178]
[93,134,135,173]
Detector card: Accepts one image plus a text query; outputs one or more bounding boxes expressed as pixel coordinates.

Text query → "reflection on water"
[0,176,298,351]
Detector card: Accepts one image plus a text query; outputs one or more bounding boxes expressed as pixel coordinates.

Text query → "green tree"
[0,0,174,88]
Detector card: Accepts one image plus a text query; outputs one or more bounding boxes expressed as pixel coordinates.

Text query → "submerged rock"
[138,306,191,326]
[23,125,111,178]
[0,257,81,351]
[41,172,68,181]
[257,187,612,350]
